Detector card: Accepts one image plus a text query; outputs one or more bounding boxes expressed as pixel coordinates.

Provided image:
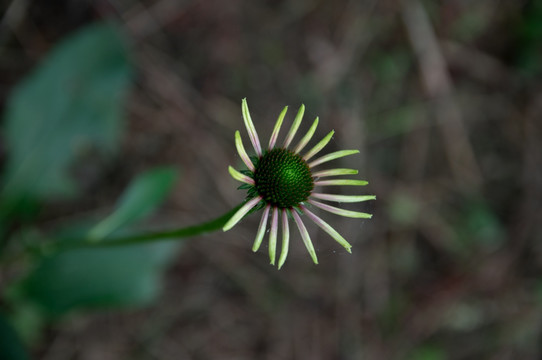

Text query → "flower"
[223,99,375,269]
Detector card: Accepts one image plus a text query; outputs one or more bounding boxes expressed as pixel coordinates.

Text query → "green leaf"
[88,167,179,241]
[0,22,133,216]
[0,313,30,360]
[516,1,542,77]
[409,345,447,360]
[20,242,178,316]
[453,198,505,251]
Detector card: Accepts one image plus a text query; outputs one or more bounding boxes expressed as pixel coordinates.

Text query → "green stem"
[45,204,242,253]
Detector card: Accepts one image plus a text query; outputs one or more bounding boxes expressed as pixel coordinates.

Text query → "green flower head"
[224,99,375,269]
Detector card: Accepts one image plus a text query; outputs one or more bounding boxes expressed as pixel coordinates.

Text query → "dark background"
[1,0,542,359]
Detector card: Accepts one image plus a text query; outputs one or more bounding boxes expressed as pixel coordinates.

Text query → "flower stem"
[44,204,243,253]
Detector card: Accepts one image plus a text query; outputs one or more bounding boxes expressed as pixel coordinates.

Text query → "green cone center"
[254,148,314,208]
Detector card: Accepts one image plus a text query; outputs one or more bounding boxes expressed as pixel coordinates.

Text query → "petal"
[312,168,358,177]
[269,106,288,149]
[278,209,290,270]
[252,204,271,252]
[269,207,279,265]
[242,98,262,156]
[292,210,318,264]
[294,117,319,154]
[300,205,352,253]
[315,179,368,186]
[303,130,334,161]
[235,131,255,172]
[228,166,255,185]
[223,196,262,231]
[308,150,359,168]
[312,193,376,203]
[283,104,305,148]
[309,199,372,219]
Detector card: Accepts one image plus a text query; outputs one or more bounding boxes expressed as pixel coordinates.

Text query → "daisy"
[223,99,375,269]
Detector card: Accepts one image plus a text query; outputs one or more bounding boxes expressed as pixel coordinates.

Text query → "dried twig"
[402,0,482,189]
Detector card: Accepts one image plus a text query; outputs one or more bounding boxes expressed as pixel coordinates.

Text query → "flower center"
[254,148,314,208]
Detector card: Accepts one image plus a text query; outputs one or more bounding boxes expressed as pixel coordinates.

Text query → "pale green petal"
[301,206,352,252]
[283,104,305,148]
[292,210,318,264]
[309,199,372,219]
[308,150,359,168]
[235,131,255,171]
[315,179,368,186]
[228,166,254,185]
[252,204,270,252]
[312,168,358,177]
[303,130,334,161]
[223,196,262,231]
[269,106,288,149]
[242,98,262,156]
[268,207,279,265]
[294,117,319,154]
[311,193,376,203]
[277,210,290,270]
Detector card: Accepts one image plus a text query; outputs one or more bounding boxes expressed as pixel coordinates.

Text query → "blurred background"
[1,0,542,359]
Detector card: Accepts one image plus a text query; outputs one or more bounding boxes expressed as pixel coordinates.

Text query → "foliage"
[0,23,182,358]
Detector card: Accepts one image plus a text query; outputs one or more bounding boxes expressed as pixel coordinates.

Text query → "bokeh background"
[1,0,542,359]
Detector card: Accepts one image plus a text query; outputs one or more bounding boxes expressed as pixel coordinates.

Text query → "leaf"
[408,346,446,360]
[88,167,179,241]
[20,241,178,316]
[0,22,133,216]
[0,313,30,360]
[453,198,505,251]
[15,166,180,315]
